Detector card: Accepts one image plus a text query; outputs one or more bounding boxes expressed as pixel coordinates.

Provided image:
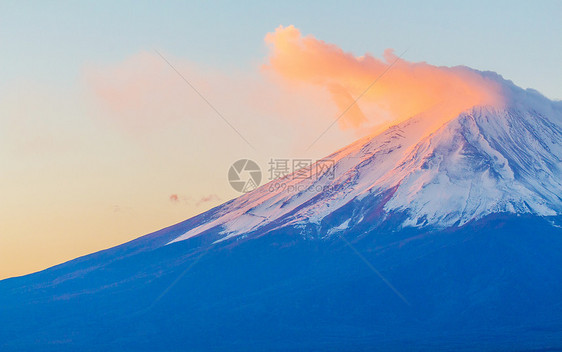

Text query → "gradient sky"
[1,0,560,280]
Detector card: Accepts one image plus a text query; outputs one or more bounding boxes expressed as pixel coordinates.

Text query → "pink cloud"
[84,52,216,135]
[196,194,220,206]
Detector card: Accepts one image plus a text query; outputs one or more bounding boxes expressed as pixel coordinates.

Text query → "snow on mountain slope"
[383,105,562,227]
[170,75,562,245]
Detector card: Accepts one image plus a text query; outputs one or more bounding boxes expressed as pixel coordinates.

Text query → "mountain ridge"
[169,75,562,245]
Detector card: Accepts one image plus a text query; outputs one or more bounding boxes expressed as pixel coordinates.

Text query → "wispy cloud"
[196,194,220,206]
[169,194,219,207]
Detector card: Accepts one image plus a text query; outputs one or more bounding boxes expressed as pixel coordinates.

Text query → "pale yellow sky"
[0,52,356,280]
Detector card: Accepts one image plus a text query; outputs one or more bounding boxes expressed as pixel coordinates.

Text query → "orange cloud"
[264,25,504,132]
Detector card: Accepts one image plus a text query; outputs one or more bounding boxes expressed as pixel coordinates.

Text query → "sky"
[1,0,560,280]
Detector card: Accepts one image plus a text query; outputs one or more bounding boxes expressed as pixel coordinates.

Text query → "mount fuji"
[1,72,562,351]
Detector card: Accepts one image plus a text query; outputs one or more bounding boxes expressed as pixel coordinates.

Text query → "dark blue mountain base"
[1,214,562,351]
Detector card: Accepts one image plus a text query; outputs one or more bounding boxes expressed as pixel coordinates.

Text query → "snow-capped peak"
[169,77,562,245]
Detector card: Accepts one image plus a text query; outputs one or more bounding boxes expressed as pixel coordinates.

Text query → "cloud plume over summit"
[264,25,504,132]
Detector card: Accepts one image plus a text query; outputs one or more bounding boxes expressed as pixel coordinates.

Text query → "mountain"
[1,73,562,351]
[170,73,562,243]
